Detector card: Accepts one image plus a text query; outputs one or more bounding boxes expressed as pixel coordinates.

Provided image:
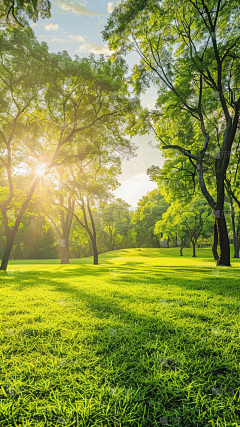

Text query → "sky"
[31,0,164,207]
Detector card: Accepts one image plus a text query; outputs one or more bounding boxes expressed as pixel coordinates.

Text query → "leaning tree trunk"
[180,237,184,256]
[0,231,15,270]
[0,176,40,270]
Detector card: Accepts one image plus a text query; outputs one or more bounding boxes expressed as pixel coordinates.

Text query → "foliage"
[155,195,213,253]
[0,0,51,28]
[103,0,240,265]
[101,198,135,251]
[132,189,169,247]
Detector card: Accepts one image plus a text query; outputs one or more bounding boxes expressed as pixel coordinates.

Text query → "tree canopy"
[103,0,240,266]
[0,0,51,27]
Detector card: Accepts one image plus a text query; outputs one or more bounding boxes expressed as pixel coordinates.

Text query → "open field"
[0,248,240,427]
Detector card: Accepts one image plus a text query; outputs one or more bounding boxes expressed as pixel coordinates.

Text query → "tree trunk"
[180,246,184,256]
[225,183,239,258]
[198,140,233,266]
[217,216,231,265]
[86,199,98,265]
[91,234,98,265]
[212,214,231,266]
[212,217,219,262]
[192,240,196,257]
[231,210,239,258]
[60,244,70,264]
[236,213,240,258]
[0,231,15,270]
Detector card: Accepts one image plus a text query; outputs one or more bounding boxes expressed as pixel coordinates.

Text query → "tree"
[132,189,169,247]
[42,187,76,265]
[103,0,240,266]
[0,28,140,270]
[155,196,213,257]
[0,0,51,28]
[0,28,49,270]
[101,199,134,251]
[42,118,135,265]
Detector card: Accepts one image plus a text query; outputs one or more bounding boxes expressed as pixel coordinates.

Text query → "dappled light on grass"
[0,248,240,426]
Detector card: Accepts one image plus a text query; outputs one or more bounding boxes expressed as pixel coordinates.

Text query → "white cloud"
[44,23,59,31]
[68,35,85,42]
[76,42,111,55]
[107,1,114,13]
[51,37,67,42]
[57,2,104,16]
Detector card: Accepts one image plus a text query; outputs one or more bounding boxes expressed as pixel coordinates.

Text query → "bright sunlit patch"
[36,164,46,177]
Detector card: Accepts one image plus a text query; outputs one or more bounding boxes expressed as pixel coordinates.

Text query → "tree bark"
[60,244,70,264]
[180,246,183,256]
[231,210,238,258]
[236,213,240,258]
[87,199,98,265]
[91,234,98,265]
[1,176,40,270]
[212,214,231,266]
[192,240,196,257]
[218,216,231,265]
[212,217,219,262]
[0,231,15,270]
[225,182,239,258]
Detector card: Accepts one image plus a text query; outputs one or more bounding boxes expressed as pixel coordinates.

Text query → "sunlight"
[36,164,46,177]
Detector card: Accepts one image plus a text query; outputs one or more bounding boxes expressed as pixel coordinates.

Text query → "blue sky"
[31,0,164,207]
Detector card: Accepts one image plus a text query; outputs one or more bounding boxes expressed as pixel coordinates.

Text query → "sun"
[36,164,46,177]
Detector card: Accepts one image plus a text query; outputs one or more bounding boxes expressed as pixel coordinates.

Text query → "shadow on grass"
[4,258,239,301]
[1,260,240,426]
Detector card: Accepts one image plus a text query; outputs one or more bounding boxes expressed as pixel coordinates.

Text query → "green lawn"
[0,248,240,427]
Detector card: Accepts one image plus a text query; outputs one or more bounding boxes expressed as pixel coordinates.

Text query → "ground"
[0,248,239,427]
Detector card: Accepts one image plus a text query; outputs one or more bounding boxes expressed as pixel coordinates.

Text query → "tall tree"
[101,199,134,251]
[0,28,49,269]
[0,28,140,270]
[103,0,240,266]
[42,119,135,265]
[155,196,213,257]
[132,189,169,248]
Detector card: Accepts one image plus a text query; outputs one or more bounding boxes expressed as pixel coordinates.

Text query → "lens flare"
[36,164,46,177]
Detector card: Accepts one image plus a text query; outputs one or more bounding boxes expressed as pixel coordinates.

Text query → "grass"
[0,247,240,427]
